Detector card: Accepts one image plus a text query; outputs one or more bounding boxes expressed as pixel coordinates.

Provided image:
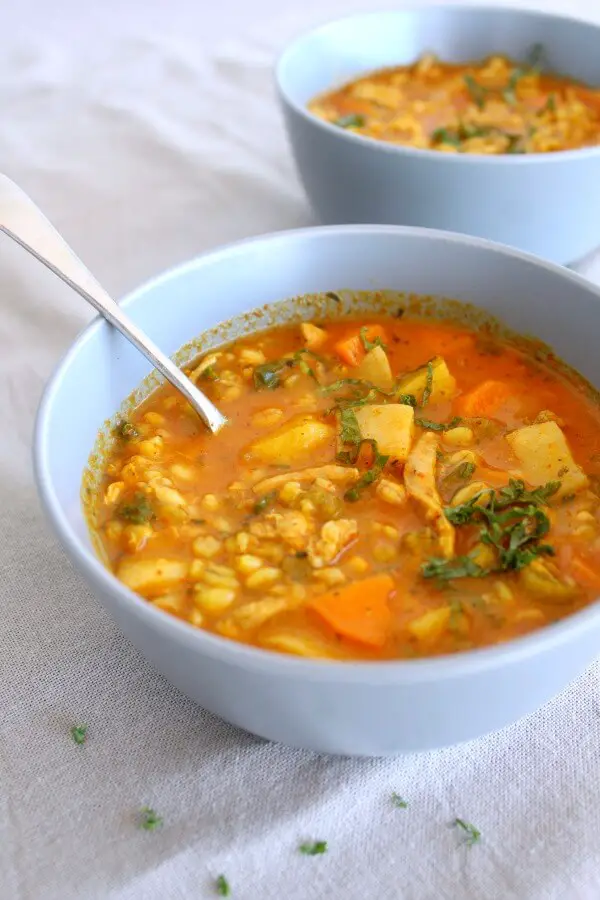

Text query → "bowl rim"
[275,4,600,165]
[33,223,600,684]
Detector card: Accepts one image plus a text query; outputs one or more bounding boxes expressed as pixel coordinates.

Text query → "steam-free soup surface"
[309,50,600,154]
[91,313,600,660]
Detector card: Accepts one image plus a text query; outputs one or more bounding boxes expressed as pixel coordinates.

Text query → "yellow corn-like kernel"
[376,479,407,507]
[279,482,303,506]
[314,567,346,586]
[170,463,198,483]
[105,520,124,542]
[104,481,125,505]
[143,411,165,426]
[373,542,397,563]
[251,407,285,429]
[189,559,206,580]
[138,437,163,459]
[347,555,370,575]
[202,494,220,511]
[239,347,266,366]
[188,608,204,628]
[493,581,514,603]
[235,532,251,553]
[194,586,237,613]
[235,554,263,575]
[444,426,474,447]
[192,535,222,558]
[451,481,490,508]
[123,524,153,552]
[246,567,281,589]
[203,568,239,590]
[221,385,242,403]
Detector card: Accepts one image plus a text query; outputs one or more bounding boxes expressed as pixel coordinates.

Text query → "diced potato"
[395,357,456,405]
[301,322,327,350]
[223,597,289,630]
[408,607,451,642]
[506,421,588,498]
[519,559,579,601]
[354,404,414,461]
[260,630,337,659]
[444,426,474,448]
[117,558,188,596]
[246,417,334,465]
[355,345,394,391]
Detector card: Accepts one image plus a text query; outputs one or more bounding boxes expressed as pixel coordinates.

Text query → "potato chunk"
[355,345,394,391]
[506,421,588,498]
[408,607,451,642]
[117,558,188,596]
[246,416,334,465]
[395,357,456,405]
[354,404,414,461]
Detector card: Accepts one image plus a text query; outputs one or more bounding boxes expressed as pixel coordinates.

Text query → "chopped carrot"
[307,573,395,647]
[571,555,600,591]
[333,324,388,368]
[455,380,514,418]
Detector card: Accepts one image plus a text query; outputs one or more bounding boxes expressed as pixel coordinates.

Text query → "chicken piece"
[404,432,455,558]
[263,510,314,551]
[253,465,359,496]
[307,518,358,568]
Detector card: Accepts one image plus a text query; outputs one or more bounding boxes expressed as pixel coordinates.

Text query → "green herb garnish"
[454,818,481,847]
[299,840,328,855]
[216,874,231,896]
[253,491,276,515]
[391,793,408,809]
[421,361,434,406]
[422,555,488,581]
[252,359,291,390]
[495,478,560,508]
[360,326,387,352]
[117,492,155,524]
[456,461,476,480]
[339,407,362,446]
[139,807,163,831]
[415,416,462,432]
[70,724,88,745]
[115,420,139,441]
[344,441,389,501]
[201,365,218,381]
[432,127,461,147]
[464,74,487,109]
[333,114,365,129]
[397,393,417,408]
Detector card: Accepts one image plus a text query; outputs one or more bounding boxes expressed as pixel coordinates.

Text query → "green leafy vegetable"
[422,555,488,581]
[463,74,487,109]
[494,479,560,509]
[334,114,365,129]
[344,441,389,501]
[454,818,481,847]
[415,416,462,432]
[421,361,434,406]
[117,493,155,524]
[253,491,277,515]
[299,841,328,855]
[70,724,88,745]
[216,874,231,896]
[201,365,219,382]
[456,461,476,480]
[360,325,387,352]
[115,420,139,441]
[253,359,290,390]
[339,407,362,446]
[503,68,526,105]
[527,42,546,71]
[397,393,417,408]
[391,793,408,809]
[432,127,461,147]
[539,94,556,114]
[139,807,163,831]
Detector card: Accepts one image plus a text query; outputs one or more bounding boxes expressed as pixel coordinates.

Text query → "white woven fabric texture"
[2,1,600,897]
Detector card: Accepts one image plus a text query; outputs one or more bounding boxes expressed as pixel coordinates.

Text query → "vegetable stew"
[90,314,600,660]
[309,48,600,154]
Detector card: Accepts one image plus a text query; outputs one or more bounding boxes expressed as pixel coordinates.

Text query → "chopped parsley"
[333,114,365,129]
[415,416,462,432]
[252,358,293,390]
[253,491,276,515]
[299,840,328,855]
[391,793,408,809]
[216,874,231,896]
[344,441,389,501]
[117,492,155,524]
[421,361,434,406]
[139,807,163,831]
[115,420,139,441]
[453,818,481,847]
[456,461,476,480]
[422,555,487,582]
[339,407,362,446]
[70,724,88,745]
[201,365,219,382]
[360,326,386,352]
[463,74,487,109]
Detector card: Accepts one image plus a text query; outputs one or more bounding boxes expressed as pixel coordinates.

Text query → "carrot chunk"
[333,324,388,368]
[308,573,395,647]
[571,555,600,591]
[455,379,514,418]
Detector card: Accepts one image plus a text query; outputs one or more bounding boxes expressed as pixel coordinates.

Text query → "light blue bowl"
[276,6,600,265]
[34,225,600,756]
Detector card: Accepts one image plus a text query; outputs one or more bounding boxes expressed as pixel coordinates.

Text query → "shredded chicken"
[253,465,360,496]
[307,518,358,568]
[404,432,455,558]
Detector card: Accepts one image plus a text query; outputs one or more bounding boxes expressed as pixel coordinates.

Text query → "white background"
[1,1,600,898]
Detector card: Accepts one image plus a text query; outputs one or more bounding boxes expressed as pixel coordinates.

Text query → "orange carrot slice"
[333,324,388,368]
[308,573,395,647]
[455,379,514,418]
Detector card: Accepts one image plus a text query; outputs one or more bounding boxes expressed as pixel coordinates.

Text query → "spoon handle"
[0,175,227,433]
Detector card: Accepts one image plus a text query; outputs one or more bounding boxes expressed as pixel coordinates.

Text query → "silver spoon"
[0,174,227,433]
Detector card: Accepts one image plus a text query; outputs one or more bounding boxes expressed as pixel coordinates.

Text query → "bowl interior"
[277,8,600,107]
[36,226,600,578]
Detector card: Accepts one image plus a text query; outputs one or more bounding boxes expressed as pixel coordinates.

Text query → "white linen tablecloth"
[2,1,600,897]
